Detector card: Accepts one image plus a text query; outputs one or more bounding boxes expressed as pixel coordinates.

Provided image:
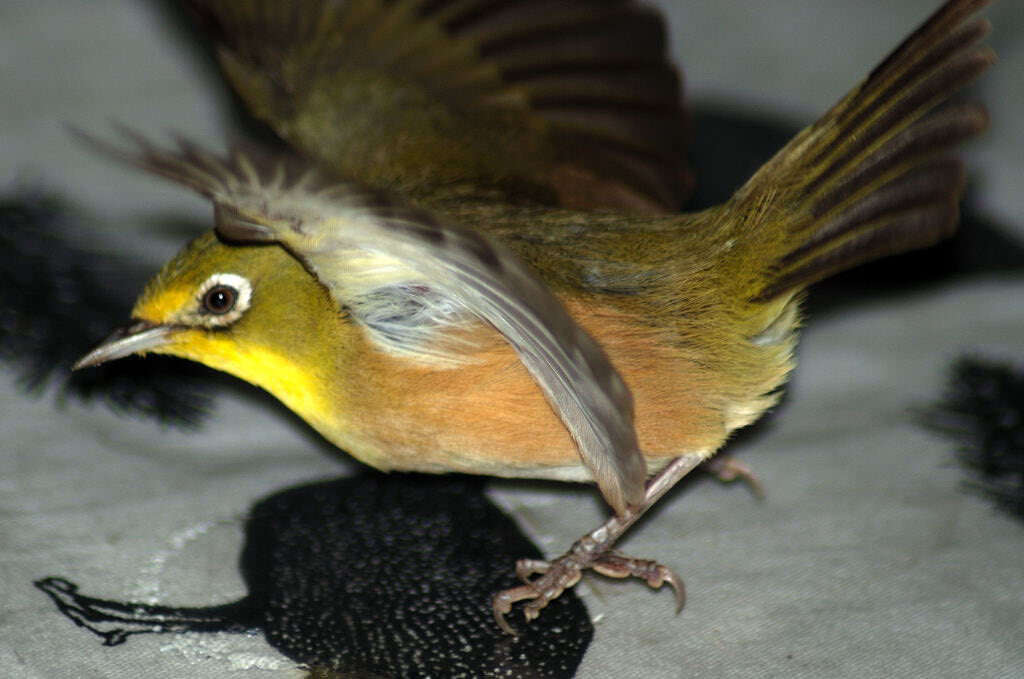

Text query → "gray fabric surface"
[2,1,1022,677]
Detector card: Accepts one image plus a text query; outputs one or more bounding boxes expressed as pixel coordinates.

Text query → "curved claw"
[492,585,536,636]
[637,560,686,612]
[661,566,686,613]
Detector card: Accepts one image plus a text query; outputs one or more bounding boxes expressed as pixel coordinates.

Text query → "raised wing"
[182,0,691,213]
[81,129,647,515]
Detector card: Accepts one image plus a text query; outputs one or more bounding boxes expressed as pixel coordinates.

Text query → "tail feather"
[800,47,992,203]
[764,165,963,300]
[785,158,967,268]
[727,0,995,303]
[810,104,987,219]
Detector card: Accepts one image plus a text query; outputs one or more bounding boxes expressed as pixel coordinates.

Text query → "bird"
[73,0,996,634]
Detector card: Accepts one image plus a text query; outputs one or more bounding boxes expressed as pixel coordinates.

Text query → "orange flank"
[348,300,732,479]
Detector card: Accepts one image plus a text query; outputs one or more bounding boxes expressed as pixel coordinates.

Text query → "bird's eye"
[194,273,252,327]
[202,285,237,315]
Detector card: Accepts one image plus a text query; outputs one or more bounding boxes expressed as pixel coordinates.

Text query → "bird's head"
[76,231,359,419]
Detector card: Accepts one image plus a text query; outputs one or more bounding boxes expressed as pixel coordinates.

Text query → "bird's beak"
[73,320,182,370]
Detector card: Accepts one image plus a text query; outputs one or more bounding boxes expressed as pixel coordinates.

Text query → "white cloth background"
[2,1,1022,677]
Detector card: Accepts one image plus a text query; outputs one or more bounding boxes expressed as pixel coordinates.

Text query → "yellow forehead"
[133,284,194,323]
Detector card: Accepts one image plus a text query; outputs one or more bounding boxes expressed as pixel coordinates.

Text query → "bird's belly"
[331,305,741,481]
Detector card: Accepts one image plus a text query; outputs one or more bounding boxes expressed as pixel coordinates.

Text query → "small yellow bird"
[75,0,995,633]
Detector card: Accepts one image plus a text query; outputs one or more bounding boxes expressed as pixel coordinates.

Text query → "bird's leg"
[493,452,705,634]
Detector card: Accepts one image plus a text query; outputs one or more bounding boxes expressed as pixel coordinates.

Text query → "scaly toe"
[591,551,686,611]
[493,547,687,633]
[492,557,585,635]
[514,558,551,583]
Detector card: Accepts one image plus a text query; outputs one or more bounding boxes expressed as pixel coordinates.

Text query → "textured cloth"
[2,1,1022,677]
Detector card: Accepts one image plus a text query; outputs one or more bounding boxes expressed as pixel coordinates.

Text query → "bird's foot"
[702,454,766,499]
[492,534,684,635]
[492,453,707,635]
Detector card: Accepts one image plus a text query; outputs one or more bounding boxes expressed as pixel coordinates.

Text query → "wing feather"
[182,0,691,213]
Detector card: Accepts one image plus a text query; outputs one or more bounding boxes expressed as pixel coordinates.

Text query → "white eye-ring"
[195,272,252,327]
